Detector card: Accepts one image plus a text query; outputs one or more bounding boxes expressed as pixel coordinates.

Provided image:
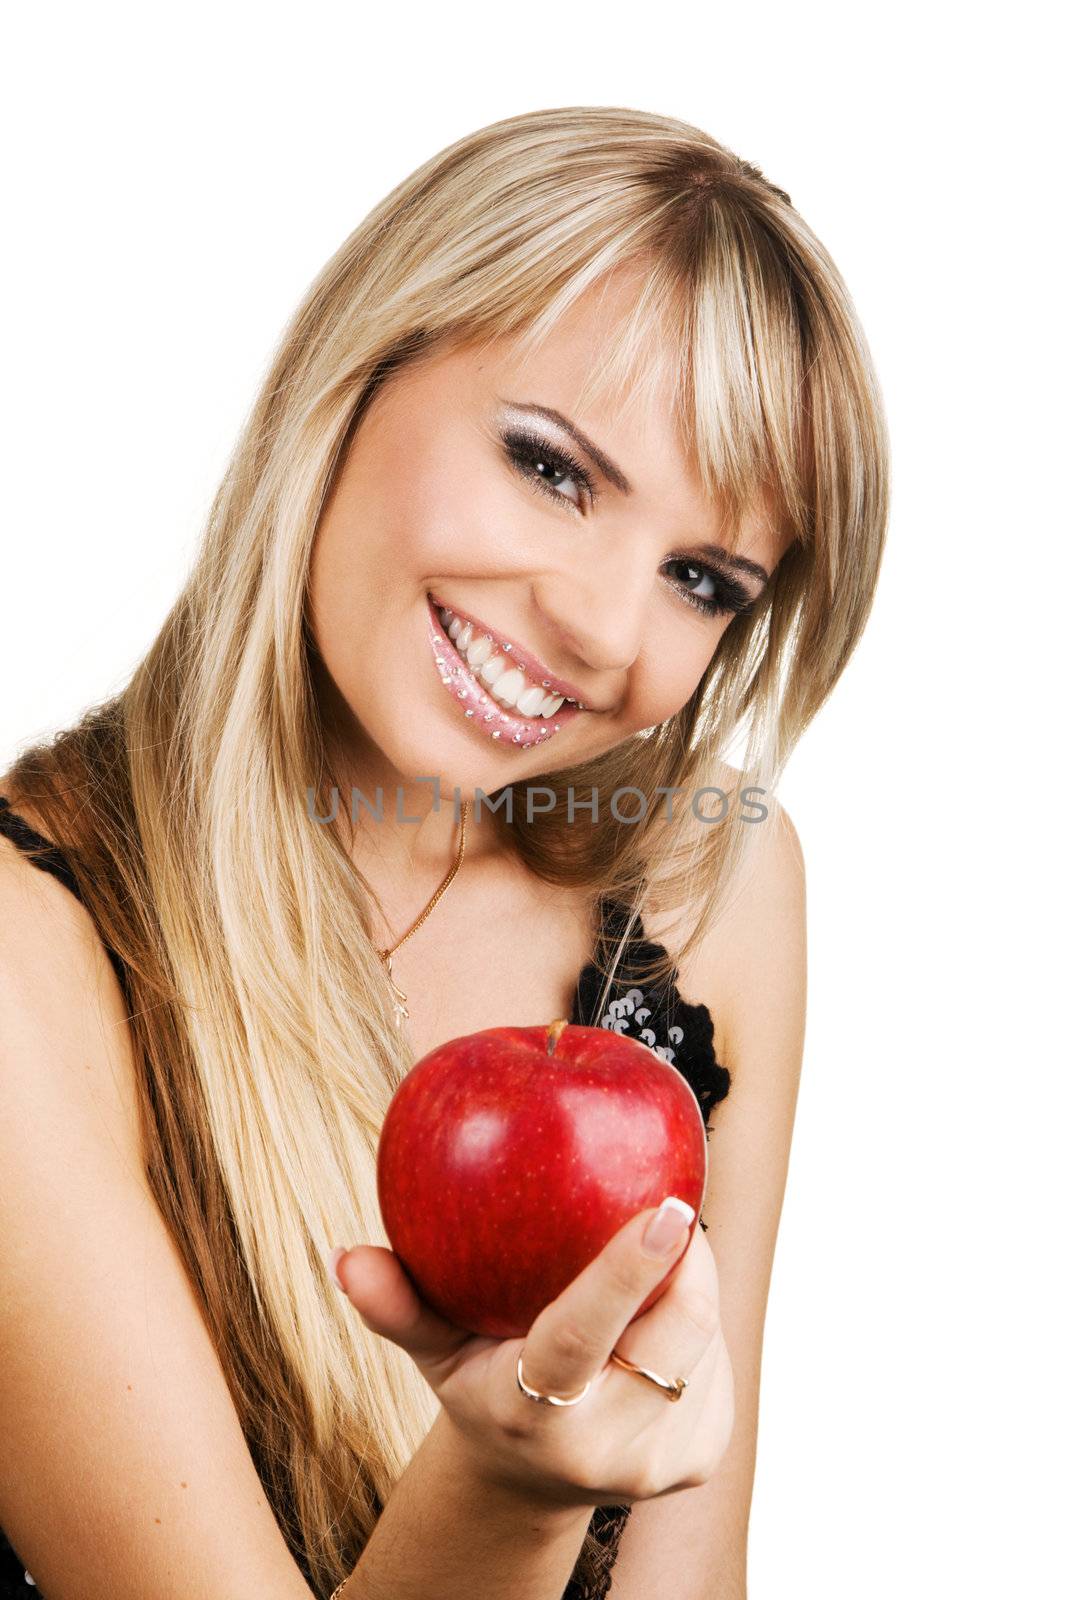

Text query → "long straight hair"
[5,105,889,1595]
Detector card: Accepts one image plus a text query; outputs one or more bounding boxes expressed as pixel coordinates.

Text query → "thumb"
[329,1244,470,1366]
[521,1196,697,1401]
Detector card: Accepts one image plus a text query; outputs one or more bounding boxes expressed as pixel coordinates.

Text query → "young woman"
[0,105,888,1598]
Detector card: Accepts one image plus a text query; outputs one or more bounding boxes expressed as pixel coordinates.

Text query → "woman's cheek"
[630,651,716,730]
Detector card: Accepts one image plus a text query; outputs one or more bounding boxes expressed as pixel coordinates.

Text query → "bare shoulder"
[705,783,806,1073]
[0,784,147,1188]
[642,760,806,1069]
[698,760,806,989]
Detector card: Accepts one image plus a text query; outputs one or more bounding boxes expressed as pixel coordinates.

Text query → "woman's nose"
[530,565,652,681]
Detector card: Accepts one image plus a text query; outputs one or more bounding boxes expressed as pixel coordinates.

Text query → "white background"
[2,4,1062,1594]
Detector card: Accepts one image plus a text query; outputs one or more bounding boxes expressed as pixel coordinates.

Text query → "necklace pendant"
[373,801,467,1033]
[382,955,409,1026]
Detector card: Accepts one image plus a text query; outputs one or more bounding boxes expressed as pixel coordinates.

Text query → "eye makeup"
[662,559,758,620]
[497,423,759,621]
[500,423,598,510]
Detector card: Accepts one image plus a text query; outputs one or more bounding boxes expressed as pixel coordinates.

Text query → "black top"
[0,795,731,1599]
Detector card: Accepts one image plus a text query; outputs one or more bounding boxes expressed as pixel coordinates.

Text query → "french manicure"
[642,1197,696,1258]
[326,1245,348,1291]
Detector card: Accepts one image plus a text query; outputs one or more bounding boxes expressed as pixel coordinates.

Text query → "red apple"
[376,1018,707,1338]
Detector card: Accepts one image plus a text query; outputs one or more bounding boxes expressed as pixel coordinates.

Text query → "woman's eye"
[535,458,581,503]
[662,558,748,620]
[669,559,716,603]
[501,428,595,510]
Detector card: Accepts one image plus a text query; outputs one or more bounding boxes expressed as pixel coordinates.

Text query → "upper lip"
[429,593,601,709]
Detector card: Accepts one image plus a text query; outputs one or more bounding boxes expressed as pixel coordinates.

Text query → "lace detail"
[571,894,731,1127]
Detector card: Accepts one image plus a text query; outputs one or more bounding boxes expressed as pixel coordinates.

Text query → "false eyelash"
[500,425,598,507]
[667,561,757,620]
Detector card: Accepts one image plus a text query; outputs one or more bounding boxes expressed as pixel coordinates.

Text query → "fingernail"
[642,1197,696,1258]
[326,1245,348,1290]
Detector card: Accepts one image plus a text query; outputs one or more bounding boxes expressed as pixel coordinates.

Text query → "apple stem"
[545,1019,568,1057]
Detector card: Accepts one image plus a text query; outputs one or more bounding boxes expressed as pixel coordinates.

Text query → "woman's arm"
[335,1409,592,1600]
[609,802,807,1598]
[0,841,320,1598]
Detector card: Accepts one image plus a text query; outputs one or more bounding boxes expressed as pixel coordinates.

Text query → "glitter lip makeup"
[427,594,583,748]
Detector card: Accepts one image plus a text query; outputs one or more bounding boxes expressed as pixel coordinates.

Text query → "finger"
[521,1196,699,1399]
[331,1245,470,1367]
[610,1228,723,1401]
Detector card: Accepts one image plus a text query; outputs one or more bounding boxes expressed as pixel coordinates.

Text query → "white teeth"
[436,604,576,722]
[465,633,494,667]
[516,684,548,716]
[478,654,508,684]
[490,667,526,707]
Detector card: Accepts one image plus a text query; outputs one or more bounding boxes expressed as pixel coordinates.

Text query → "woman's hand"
[330,1199,735,1511]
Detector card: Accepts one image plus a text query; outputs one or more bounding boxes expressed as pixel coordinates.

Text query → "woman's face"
[307,272,792,807]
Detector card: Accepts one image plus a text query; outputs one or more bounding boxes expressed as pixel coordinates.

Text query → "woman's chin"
[357,713,505,802]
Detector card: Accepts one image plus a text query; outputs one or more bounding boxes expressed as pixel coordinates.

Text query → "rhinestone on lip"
[435,601,588,726]
[434,601,581,709]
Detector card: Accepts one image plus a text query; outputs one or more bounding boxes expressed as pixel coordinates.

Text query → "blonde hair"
[4,105,889,1594]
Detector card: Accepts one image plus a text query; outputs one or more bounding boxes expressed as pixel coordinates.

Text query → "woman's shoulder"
[0,780,94,937]
[0,780,148,1186]
[639,767,805,1071]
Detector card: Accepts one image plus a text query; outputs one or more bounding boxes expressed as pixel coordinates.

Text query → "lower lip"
[426,596,582,749]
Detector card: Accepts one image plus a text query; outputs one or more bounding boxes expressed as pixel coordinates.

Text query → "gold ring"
[515,1348,593,1406]
[609,1348,689,1401]
[514,1345,689,1407]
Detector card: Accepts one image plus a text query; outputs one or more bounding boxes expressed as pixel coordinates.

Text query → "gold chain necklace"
[373,800,469,1027]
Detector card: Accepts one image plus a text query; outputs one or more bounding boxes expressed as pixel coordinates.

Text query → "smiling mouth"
[427,595,584,749]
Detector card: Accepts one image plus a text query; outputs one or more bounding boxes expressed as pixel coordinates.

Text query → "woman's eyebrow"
[497,397,771,589]
[688,543,770,588]
[497,399,632,493]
